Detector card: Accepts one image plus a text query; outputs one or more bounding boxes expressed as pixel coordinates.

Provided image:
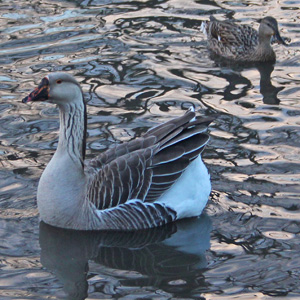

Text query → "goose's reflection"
[39,214,211,300]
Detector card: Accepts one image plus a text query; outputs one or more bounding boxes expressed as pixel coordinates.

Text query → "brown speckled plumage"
[201,16,286,62]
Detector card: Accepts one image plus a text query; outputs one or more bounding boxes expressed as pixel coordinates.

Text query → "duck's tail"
[200,20,208,36]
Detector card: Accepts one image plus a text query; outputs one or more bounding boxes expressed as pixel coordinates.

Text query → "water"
[0,0,299,299]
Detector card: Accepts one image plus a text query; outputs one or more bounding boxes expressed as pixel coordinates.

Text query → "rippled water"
[0,0,299,299]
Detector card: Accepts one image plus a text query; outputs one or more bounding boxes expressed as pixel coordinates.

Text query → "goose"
[201,16,287,62]
[22,73,213,231]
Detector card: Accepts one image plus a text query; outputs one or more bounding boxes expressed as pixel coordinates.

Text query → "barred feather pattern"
[94,200,177,230]
[24,73,212,231]
[85,110,212,229]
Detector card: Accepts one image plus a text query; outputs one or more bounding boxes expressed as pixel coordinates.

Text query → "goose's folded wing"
[87,111,213,210]
[87,147,156,210]
[145,125,210,201]
[88,135,157,169]
[88,110,196,170]
[95,200,177,230]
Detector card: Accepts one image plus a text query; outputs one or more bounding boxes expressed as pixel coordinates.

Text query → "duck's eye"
[266,23,272,28]
[56,79,62,84]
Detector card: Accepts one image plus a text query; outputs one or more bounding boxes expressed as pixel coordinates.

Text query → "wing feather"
[95,200,177,230]
[206,16,259,58]
[86,110,213,210]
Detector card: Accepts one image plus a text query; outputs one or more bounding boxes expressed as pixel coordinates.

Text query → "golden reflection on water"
[0,0,299,299]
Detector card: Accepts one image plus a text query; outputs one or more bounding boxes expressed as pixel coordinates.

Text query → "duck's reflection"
[256,62,284,105]
[206,57,284,105]
[39,214,211,300]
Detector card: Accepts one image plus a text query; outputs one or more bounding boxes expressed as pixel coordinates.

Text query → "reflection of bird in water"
[201,62,284,105]
[201,16,287,62]
[39,215,212,300]
[256,62,284,105]
[22,73,213,231]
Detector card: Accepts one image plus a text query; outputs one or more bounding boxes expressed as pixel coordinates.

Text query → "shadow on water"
[39,215,211,300]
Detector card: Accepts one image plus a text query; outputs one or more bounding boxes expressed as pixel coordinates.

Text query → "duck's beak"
[274,31,287,46]
[22,77,50,103]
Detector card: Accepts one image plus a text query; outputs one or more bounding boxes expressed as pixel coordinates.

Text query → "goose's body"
[22,73,212,231]
[201,16,286,62]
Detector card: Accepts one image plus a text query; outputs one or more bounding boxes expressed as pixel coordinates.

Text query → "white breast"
[155,156,211,218]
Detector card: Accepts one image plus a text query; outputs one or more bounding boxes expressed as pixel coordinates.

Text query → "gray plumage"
[22,73,212,231]
[87,110,212,208]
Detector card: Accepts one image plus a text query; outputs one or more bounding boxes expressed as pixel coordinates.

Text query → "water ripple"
[0,0,299,299]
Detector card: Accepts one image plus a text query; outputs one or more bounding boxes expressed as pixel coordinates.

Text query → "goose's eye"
[56,80,62,84]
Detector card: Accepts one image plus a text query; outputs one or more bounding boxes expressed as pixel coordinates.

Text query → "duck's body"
[22,73,212,231]
[201,16,286,62]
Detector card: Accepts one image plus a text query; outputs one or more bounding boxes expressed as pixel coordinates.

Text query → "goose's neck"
[57,101,87,168]
[37,98,89,229]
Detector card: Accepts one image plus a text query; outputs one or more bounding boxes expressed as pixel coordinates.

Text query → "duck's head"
[22,72,83,106]
[258,16,286,45]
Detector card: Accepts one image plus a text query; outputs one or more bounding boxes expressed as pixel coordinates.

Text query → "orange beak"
[22,77,50,103]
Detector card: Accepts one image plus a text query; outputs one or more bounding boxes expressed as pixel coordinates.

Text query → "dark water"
[0,0,300,299]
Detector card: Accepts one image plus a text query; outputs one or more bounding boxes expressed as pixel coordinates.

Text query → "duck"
[201,16,287,62]
[22,72,213,231]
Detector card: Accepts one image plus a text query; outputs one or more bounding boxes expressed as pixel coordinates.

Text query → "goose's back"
[85,111,212,219]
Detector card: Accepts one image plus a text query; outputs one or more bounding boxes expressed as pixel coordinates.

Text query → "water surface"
[0,0,300,299]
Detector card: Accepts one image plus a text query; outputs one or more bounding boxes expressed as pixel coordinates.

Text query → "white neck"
[37,99,89,228]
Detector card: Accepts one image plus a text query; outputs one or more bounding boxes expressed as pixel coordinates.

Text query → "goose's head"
[22,72,83,106]
[258,16,286,45]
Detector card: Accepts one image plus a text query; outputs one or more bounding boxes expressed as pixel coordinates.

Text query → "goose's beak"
[22,77,50,103]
